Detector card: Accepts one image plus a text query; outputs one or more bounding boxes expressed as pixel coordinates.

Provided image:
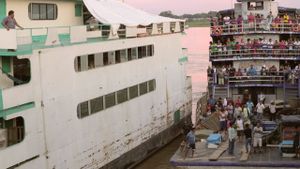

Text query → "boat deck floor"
[170,140,300,168]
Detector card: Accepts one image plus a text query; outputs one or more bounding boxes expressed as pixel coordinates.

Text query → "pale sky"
[125,0,300,15]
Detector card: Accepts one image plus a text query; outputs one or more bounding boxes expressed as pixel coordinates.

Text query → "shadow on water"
[134,137,182,169]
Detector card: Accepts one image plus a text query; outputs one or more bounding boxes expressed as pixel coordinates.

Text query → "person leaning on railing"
[1,10,23,31]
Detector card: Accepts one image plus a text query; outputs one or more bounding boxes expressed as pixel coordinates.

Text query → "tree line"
[159,11,218,20]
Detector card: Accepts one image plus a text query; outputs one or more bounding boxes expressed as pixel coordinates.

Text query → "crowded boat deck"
[170,139,300,169]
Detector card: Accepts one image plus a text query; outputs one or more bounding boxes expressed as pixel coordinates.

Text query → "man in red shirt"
[248,13,255,29]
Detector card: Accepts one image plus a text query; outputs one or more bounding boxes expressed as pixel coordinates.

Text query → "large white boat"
[0,0,192,168]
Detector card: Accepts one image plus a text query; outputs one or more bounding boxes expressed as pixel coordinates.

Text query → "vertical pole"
[227,76,230,98]
[298,78,300,98]
[283,76,286,108]
[212,72,216,99]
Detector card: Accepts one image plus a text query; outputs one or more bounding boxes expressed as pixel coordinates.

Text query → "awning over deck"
[83,0,183,26]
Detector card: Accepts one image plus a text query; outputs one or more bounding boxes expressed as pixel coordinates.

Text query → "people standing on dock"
[208,95,216,113]
[253,123,263,153]
[234,105,242,120]
[244,123,252,153]
[269,102,277,121]
[256,101,265,120]
[236,116,244,142]
[294,126,300,158]
[246,99,254,117]
[219,109,227,134]
[228,122,237,155]
[184,128,196,159]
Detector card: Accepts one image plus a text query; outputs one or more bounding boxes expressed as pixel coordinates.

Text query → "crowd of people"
[206,95,274,155]
[211,12,300,33]
[209,38,300,56]
[207,64,300,85]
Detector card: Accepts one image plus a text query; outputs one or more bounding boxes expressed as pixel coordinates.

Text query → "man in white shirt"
[256,101,265,120]
[223,97,228,108]
[253,123,263,153]
[228,122,237,155]
[269,102,276,121]
[236,116,244,142]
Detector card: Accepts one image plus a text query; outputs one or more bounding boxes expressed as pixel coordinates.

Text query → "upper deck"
[0,0,185,56]
[210,0,299,37]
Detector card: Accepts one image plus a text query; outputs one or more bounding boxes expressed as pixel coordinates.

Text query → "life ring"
[213,26,223,36]
[292,24,299,32]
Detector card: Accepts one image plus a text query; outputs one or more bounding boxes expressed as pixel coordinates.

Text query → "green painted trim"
[0,89,3,111]
[0,0,6,28]
[178,56,188,63]
[2,57,11,73]
[75,4,82,17]
[0,102,35,118]
[32,35,47,43]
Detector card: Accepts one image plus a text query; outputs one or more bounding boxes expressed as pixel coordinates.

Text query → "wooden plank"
[240,150,249,161]
[209,142,228,161]
[267,144,293,148]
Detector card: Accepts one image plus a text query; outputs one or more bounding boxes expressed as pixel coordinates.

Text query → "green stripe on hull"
[0,0,6,28]
[0,102,35,118]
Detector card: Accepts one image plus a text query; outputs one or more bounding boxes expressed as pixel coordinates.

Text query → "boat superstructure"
[208,0,300,105]
[171,0,300,168]
[0,0,192,168]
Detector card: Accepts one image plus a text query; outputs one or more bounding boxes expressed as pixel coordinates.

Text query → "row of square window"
[77,79,156,119]
[75,45,154,72]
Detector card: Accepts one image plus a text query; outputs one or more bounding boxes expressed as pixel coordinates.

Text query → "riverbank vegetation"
[159,11,216,27]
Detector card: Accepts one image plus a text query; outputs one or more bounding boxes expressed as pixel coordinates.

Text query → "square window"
[90,97,104,114]
[78,101,89,118]
[139,82,148,95]
[129,85,139,99]
[117,88,128,104]
[105,93,116,108]
[148,80,156,92]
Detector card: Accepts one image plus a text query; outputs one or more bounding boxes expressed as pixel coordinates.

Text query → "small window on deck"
[117,88,128,104]
[90,97,104,114]
[148,79,156,92]
[147,45,154,57]
[78,101,89,118]
[103,52,109,66]
[129,85,139,99]
[138,46,147,59]
[88,54,95,69]
[139,82,148,95]
[0,117,25,149]
[248,1,264,10]
[120,49,127,62]
[115,50,121,64]
[105,92,116,108]
[28,3,57,20]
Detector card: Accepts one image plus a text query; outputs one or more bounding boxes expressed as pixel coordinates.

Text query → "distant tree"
[159,10,218,20]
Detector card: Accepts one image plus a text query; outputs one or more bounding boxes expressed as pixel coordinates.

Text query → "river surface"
[134,27,211,169]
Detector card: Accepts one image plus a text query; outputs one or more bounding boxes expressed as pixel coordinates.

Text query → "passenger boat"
[170,0,300,168]
[0,0,192,168]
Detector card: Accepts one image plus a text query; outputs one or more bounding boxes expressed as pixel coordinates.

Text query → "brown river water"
[134,27,211,169]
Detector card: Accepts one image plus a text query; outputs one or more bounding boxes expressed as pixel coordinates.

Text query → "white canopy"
[83,0,183,26]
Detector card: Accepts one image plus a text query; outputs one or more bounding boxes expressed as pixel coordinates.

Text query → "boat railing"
[210,19,300,35]
[208,71,300,86]
[0,23,185,56]
[210,48,300,60]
